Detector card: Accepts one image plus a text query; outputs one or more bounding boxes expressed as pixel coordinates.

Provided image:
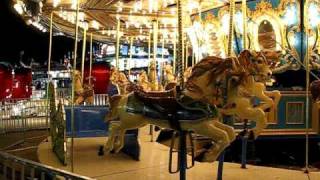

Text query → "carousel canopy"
[12,0,241,43]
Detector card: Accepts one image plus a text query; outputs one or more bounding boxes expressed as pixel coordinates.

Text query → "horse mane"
[185,56,235,94]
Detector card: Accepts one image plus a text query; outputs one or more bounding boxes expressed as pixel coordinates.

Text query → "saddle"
[131,86,211,130]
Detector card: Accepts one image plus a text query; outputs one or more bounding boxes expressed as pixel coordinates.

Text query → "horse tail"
[105,95,122,122]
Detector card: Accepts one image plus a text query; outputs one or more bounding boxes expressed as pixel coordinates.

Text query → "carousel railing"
[0,151,94,180]
[0,99,48,134]
[0,93,109,134]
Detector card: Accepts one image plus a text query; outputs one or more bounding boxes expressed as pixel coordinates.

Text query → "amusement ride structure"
[1,0,320,180]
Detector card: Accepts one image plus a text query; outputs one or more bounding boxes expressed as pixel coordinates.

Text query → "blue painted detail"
[65,106,141,160]
[217,151,225,180]
[241,137,248,168]
[65,106,109,137]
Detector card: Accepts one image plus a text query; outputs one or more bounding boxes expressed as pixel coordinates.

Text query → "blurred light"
[309,3,320,27]
[283,5,297,26]
[91,20,100,30]
[53,0,60,8]
[14,1,25,15]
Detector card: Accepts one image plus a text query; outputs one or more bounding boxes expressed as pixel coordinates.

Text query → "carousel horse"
[311,79,320,102]
[73,70,94,105]
[163,64,176,85]
[148,61,161,91]
[137,70,151,91]
[184,67,193,82]
[110,68,130,95]
[105,50,272,162]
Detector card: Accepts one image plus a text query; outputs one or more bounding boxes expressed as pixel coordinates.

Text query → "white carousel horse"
[73,70,94,105]
[105,50,273,162]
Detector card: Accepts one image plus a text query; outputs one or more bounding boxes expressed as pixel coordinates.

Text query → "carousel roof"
[12,0,241,43]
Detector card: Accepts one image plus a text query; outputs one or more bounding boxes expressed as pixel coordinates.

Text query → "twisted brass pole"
[228,0,235,56]
[177,0,184,87]
[242,0,247,49]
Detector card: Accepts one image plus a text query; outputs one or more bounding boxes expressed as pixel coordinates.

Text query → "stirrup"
[168,131,195,174]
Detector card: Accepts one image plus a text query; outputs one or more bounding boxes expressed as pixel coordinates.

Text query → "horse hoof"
[248,131,256,140]
[98,146,104,156]
[238,129,248,137]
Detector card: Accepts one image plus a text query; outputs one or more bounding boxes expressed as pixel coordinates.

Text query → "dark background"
[0,0,74,65]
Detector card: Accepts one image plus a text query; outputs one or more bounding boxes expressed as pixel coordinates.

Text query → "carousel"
[4,0,320,179]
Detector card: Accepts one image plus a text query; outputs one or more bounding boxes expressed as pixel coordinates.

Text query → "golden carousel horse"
[163,64,176,85]
[105,50,274,162]
[110,68,130,95]
[148,61,161,91]
[137,70,151,91]
[73,70,94,105]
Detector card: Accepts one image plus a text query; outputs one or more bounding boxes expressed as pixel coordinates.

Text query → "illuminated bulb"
[14,1,24,15]
[71,0,77,9]
[148,0,153,13]
[53,0,60,8]
[283,5,297,26]
[309,3,320,27]
[91,20,100,30]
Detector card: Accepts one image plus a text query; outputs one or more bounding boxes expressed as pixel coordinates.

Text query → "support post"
[46,11,53,138]
[218,0,235,179]
[89,33,93,85]
[178,131,187,180]
[81,28,87,83]
[70,0,80,173]
[115,18,121,69]
[242,0,247,49]
[304,0,310,173]
[173,31,177,74]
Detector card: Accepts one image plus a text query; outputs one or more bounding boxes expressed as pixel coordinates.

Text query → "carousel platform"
[37,127,320,180]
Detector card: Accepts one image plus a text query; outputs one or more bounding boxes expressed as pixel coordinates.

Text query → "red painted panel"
[83,62,111,94]
[12,68,32,99]
[0,65,12,100]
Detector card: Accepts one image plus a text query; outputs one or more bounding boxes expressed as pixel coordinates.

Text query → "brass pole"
[152,20,158,88]
[70,0,80,173]
[129,36,133,78]
[185,40,188,70]
[153,20,158,64]
[81,28,87,83]
[304,0,310,173]
[177,0,184,86]
[162,38,165,61]
[115,18,121,69]
[173,31,176,74]
[192,48,195,66]
[228,0,235,56]
[46,11,53,139]
[242,0,247,49]
[148,31,151,73]
[89,33,93,85]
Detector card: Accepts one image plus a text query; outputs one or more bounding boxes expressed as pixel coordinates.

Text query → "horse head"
[238,50,272,81]
[311,80,320,102]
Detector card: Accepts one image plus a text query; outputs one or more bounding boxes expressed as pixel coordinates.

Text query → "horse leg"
[105,122,120,153]
[252,83,274,111]
[187,121,231,162]
[212,121,236,142]
[234,98,267,138]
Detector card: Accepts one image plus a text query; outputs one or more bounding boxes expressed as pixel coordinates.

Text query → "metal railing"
[0,151,94,180]
[0,94,109,134]
[0,99,48,134]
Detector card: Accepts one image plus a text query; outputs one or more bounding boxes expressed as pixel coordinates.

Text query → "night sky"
[0,0,74,65]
